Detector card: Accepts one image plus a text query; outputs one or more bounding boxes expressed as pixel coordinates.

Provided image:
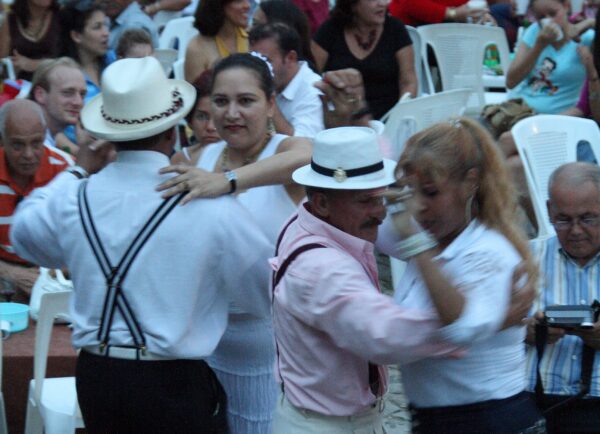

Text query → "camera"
[545,303,600,330]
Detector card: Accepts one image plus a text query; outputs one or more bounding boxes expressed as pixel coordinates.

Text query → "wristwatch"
[66,165,89,179]
[224,170,237,194]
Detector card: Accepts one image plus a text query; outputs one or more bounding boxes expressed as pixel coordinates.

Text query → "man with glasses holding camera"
[525,162,600,434]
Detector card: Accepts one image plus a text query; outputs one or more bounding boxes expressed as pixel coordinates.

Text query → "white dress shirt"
[11,151,272,359]
[387,220,527,407]
[276,62,324,138]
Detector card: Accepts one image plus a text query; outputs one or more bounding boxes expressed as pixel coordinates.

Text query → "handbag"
[481,98,536,138]
[29,268,73,322]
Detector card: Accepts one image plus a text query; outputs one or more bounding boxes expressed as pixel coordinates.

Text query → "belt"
[82,345,176,361]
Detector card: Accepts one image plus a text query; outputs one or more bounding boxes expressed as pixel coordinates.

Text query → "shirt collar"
[280,61,308,101]
[558,243,600,268]
[297,202,374,257]
[436,219,483,261]
[115,150,171,166]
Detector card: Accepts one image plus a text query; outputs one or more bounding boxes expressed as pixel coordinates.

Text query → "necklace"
[220,131,273,172]
[18,10,50,42]
[353,28,377,51]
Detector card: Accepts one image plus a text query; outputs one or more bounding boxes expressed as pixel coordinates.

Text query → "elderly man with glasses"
[525,161,600,434]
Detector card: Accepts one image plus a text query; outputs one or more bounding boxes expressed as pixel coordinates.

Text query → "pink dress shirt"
[270,204,458,416]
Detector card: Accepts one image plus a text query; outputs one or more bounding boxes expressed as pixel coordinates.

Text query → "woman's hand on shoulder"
[156,165,230,204]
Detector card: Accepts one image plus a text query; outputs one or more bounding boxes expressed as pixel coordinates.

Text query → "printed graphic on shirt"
[527,57,559,95]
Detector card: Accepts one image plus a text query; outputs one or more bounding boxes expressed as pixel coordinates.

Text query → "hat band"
[101,89,183,125]
[311,159,384,183]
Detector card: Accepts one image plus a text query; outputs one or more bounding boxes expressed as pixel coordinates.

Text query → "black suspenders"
[77,180,184,353]
[272,214,383,398]
[272,215,325,393]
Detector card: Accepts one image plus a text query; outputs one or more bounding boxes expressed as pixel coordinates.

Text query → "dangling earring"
[267,117,276,135]
[465,194,474,224]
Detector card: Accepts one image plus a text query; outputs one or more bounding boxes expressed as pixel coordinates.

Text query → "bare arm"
[506,26,557,89]
[156,136,312,204]
[396,45,418,99]
[184,37,210,83]
[144,0,192,15]
[312,42,329,73]
[0,18,9,58]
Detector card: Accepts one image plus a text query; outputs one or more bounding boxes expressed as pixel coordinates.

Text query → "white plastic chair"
[173,57,185,80]
[380,88,471,159]
[406,26,430,96]
[154,48,178,77]
[417,23,512,113]
[512,115,600,239]
[24,291,83,434]
[158,16,198,60]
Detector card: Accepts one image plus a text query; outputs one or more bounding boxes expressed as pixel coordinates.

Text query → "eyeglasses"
[551,215,600,231]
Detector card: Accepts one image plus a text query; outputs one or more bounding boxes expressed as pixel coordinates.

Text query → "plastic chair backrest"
[417,23,511,112]
[406,26,430,96]
[173,58,185,80]
[381,88,471,159]
[512,115,600,238]
[33,291,71,404]
[158,16,198,60]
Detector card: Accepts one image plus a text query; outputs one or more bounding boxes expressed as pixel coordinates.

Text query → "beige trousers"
[272,392,386,434]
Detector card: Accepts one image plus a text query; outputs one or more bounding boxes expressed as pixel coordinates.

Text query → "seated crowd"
[1,0,600,433]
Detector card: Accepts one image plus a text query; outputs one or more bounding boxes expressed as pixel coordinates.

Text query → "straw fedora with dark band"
[292,127,396,190]
[81,56,195,142]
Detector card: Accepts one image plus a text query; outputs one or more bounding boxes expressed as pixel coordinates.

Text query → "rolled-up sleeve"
[436,251,514,345]
[277,248,460,365]
[11,172,77,268]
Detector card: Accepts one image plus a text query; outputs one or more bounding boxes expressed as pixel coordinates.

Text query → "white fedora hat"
[81,57,195,142]
[293,127,396,190]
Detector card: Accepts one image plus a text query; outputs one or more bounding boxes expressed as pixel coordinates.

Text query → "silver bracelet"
[395,231,438,261]
[386,201,407,215]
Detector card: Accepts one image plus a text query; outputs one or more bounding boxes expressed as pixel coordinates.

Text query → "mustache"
[361,218,383,229]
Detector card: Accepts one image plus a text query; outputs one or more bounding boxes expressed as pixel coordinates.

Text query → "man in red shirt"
[0,99,70,301]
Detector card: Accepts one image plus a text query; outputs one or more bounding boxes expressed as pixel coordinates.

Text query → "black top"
[314,15,412,119]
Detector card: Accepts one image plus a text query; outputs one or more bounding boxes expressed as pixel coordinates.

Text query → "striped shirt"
[0,147,69,264]
[526,236,600,397]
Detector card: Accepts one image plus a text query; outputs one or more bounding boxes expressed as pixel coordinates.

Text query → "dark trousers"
[410,391,546,434]
[531,392,600,434]
[76,350,228,434]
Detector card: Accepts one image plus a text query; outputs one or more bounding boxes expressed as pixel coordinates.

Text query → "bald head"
[0,100,47,183]
[548,162,600,197]
[547,162,600,266]
[0,100,46,141]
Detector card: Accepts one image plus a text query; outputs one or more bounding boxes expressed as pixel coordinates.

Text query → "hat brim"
[292,158,397,190]
[80,79,195,142]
